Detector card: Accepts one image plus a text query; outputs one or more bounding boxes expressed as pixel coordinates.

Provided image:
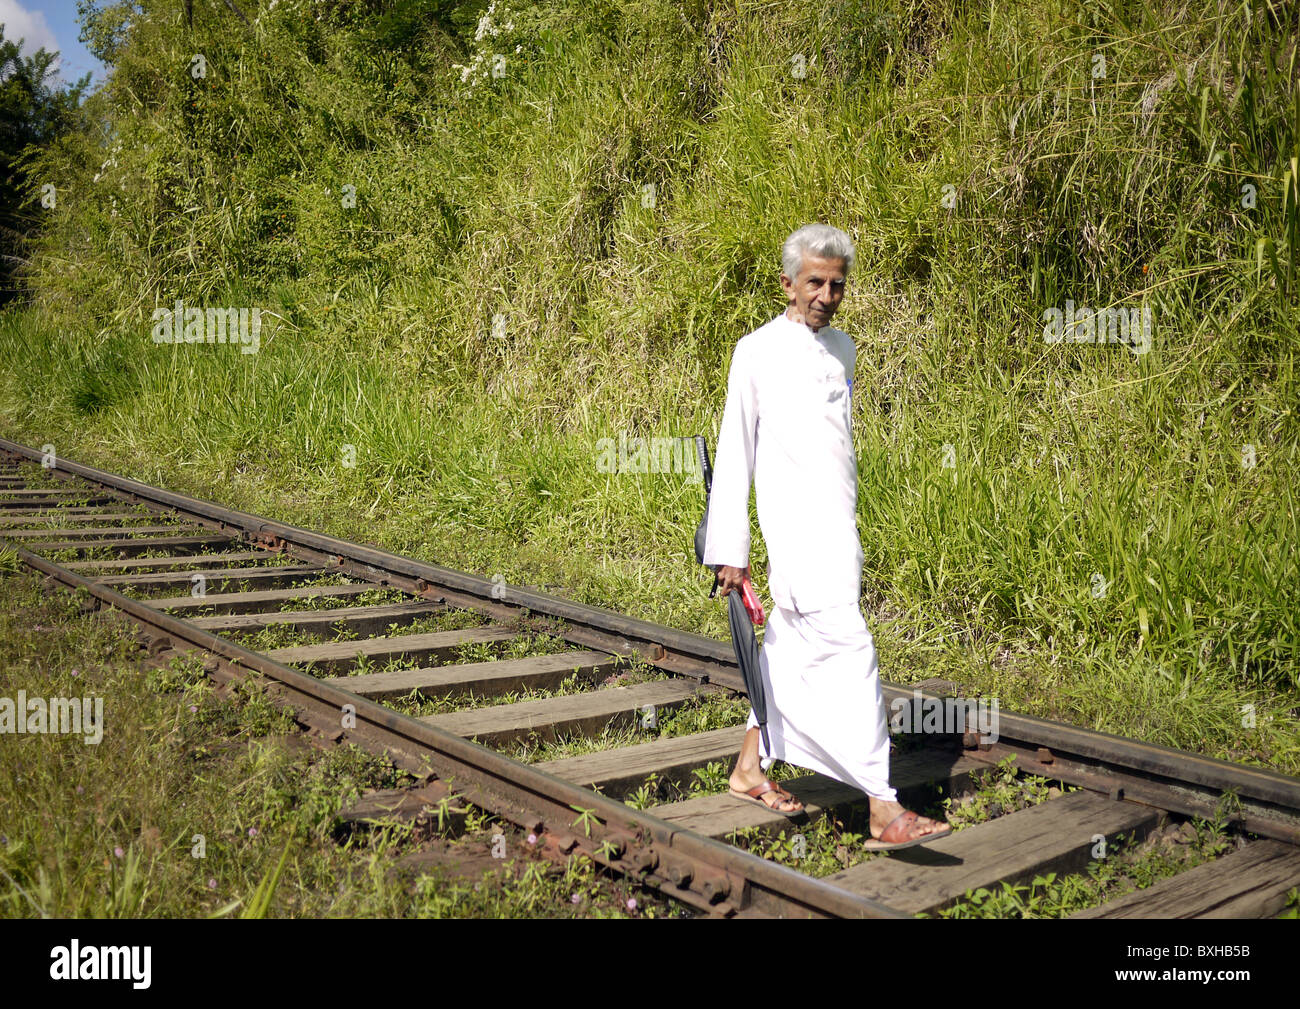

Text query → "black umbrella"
[693,435,771,754]
[726,585,771,754]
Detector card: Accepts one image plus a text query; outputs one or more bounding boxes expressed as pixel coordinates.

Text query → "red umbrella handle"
[740,576,765,626]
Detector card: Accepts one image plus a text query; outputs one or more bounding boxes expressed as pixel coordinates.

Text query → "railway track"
[2,435,1299,919]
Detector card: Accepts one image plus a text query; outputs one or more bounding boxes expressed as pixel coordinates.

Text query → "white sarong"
[704,310,898,800]
[747,602,898,801]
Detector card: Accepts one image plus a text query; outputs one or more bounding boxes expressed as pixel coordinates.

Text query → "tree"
[0,26,91,301]
[76,1,140,67]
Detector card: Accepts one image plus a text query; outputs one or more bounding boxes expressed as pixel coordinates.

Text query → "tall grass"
[2,0,1296,767]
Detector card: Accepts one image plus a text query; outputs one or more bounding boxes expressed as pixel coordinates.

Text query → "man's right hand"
[715,565,749,597]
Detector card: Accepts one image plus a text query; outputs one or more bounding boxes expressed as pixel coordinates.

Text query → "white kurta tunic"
[703,311,897,801]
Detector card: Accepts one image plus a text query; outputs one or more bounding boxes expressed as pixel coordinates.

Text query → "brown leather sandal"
[728,780,804,818]
[862,809,952,851]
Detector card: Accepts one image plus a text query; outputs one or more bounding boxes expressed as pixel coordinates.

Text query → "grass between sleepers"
[0,568,687,917]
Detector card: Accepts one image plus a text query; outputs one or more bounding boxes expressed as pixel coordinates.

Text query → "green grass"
[940,753,1074,828]
[727,817,890,878]
[0,568,684,917]
[223,601,477,651]
[935,813,1241,919]
[387,652,662,720]
[268,584,414,611]
[0,0,1296,865]
[508,682,751,766]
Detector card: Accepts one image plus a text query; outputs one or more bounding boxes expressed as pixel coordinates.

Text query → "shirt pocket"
[821,370,852,428]
[822,363,849,404]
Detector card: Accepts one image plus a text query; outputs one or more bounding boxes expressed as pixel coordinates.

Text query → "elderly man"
[703,223,951,849]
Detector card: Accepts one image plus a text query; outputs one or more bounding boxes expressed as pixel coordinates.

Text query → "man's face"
[780,254,847,330]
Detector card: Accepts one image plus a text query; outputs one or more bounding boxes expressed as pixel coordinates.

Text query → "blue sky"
[2,1,110,92]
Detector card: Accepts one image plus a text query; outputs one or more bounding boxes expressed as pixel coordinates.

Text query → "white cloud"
[0,0,63,75]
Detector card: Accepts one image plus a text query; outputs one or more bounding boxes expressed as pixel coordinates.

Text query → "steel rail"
[4,436,1298,827]
[5,539,908,919]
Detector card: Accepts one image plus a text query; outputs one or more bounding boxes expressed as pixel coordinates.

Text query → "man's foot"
[864,799,951,851]
[728,770,804,815]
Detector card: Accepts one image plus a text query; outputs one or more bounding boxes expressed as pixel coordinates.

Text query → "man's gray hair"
[782,223,855,280]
